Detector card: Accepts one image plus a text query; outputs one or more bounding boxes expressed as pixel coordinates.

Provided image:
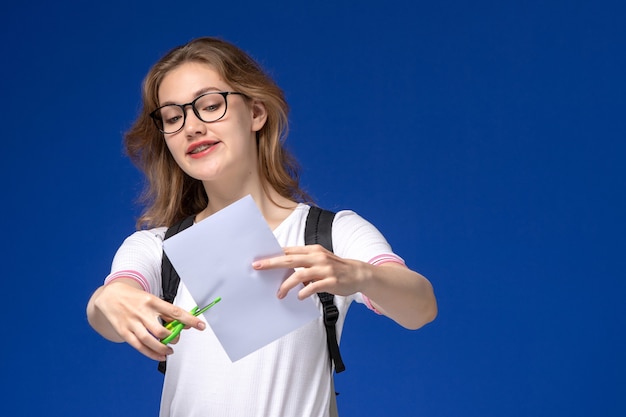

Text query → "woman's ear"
[250,100,268,132]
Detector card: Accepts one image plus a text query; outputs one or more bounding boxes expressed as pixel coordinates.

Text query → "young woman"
[86,37,437,417]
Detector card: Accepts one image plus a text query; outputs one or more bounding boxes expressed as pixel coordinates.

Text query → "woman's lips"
[187,141,220,157]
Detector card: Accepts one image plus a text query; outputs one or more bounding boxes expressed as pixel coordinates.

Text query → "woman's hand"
[86,279,205,361]
[253,244,368,300]
[253,245,437,330]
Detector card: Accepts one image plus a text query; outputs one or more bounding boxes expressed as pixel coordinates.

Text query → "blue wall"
[2,1,624,416]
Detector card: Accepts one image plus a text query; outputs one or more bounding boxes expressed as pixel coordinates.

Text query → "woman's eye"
[165,115,181,125]
[203,102,222,112]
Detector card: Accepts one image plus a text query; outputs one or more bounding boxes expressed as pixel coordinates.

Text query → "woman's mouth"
[187,141,220,156]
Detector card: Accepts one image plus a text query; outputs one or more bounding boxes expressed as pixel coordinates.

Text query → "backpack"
[158,206,346,376]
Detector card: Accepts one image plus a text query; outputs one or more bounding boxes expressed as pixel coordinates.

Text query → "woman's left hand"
[252,244,367,300]
[253,244,437,330]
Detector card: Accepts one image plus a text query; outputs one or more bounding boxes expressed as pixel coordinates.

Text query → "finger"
[148,319,179,343]
[252,255,299,271]
[283,245,328,255]
[161,303,206,331]
[277,266,331,299]
[136,340,171,362]
[253,245,329,270]
[254,253,318,272]
[297,281,324,300]
[276,270,302,299]
[139,318,186,355]
[122,325,174,362]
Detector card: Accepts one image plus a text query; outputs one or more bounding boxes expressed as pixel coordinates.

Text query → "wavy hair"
[124,37,311,229]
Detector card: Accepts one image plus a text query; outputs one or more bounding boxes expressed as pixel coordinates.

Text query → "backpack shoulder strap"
[158,215,195,374]
[161,216,195,303]
[305,206,346,373]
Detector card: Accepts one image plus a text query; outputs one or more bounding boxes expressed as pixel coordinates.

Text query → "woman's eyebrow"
[159,87,224,106]
[193,86,222,97]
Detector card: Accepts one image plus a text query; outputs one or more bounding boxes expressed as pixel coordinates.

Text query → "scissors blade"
[194,297,222,316]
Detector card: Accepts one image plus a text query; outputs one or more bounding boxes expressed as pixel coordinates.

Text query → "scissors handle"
[160,297,221,345]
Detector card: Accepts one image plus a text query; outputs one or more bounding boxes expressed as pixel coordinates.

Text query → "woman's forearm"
[360,263,437,330]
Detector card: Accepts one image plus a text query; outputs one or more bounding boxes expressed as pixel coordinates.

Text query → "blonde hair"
[124,37,311,229]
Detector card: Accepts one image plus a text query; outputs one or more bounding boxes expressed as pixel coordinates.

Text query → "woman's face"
[157,62,267,185]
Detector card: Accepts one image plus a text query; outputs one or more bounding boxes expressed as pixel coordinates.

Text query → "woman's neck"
[197,180,297,230]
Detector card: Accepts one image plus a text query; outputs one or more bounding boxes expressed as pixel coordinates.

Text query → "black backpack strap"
[161,216,195,303]
[158,215,195,374]
[305,206,346,373]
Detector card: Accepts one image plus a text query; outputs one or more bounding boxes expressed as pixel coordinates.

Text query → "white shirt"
[106,204,404,417]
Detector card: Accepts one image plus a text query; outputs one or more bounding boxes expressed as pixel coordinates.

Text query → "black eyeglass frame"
[149,91,245,134]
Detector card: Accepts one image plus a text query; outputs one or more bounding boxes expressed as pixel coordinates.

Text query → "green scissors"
[160,296,221,345]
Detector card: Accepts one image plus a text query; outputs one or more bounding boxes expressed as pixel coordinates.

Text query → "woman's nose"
[184,107,207,137]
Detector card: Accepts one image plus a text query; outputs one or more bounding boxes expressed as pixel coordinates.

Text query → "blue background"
[2,1,624,416]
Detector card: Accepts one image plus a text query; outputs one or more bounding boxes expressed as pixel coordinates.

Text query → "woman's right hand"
[86,278,205,361]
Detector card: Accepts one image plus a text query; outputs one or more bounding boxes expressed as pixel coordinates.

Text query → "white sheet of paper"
[162,195,320,362]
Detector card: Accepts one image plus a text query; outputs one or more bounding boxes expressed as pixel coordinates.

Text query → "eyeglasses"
[149,91,245,134]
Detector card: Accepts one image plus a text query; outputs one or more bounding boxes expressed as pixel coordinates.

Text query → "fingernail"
[197,322,206,330]
[252,261,261,269]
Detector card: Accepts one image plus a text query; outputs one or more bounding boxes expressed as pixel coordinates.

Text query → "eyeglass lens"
[154,93,228,133]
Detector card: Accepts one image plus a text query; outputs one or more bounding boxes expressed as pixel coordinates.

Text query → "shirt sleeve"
[331,210,404,264]
[104,228,167,297]
[331,210,406,312]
